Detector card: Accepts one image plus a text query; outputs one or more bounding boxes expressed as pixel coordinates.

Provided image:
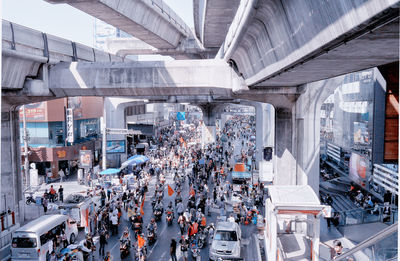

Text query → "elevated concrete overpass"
[44,0,204,59]
[193,0,240,48]
[223,0,399,87]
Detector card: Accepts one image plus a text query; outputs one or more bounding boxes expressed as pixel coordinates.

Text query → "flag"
[127,207,135,218]
[168,185,174,196]
[138,235,145,248]
[190,187,195,196]
[179,137,184,143]
[140,195,145,216]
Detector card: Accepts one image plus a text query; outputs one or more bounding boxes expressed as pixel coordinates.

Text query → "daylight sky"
[2,0,194,48]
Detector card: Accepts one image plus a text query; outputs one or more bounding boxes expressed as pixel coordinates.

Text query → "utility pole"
[22,105,30,189]
[102,97,107,170]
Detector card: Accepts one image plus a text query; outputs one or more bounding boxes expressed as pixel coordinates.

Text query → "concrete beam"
[45,0,192,49]
[45,59,245,98]
[105,38,218,59]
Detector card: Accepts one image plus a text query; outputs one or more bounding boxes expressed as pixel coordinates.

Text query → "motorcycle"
[120,238,131,259]
[190,237,201,261]
[147,229,157,245]
[133,222,142,239]
[151,199,157,211]
[154,208,162,222]
[135,244,147,261]
[25,194,36,205]
[166,211,174,226]
[197,228,208,248]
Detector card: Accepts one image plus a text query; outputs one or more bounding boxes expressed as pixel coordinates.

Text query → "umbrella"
[99,168,120,175]
[120,155,149,169]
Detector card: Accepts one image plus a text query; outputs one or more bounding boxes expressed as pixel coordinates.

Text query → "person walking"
[99,230,107,256]
[58,185,64,203]
[170,238,177,261]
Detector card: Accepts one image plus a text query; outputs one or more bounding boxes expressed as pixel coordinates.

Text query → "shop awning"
[120,155,149,169]
[99,168,120,175]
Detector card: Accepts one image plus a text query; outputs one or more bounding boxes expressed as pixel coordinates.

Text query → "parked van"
[11,214,78,260]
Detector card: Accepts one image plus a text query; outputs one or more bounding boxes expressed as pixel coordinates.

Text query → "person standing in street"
[58,185,64,203]
[42,197,48,214]
[99,230,107,256]
[170,238,177,261]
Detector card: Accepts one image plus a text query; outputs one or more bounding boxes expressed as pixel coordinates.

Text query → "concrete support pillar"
[273,75,344,192]
[1,110,23,221]
[274,106,297,185]
[199,103,225,144]
[255,103,275,163]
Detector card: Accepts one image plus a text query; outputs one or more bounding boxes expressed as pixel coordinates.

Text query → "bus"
[11,214,78,260]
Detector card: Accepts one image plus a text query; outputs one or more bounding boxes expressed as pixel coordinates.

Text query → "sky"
[2,0,194,48]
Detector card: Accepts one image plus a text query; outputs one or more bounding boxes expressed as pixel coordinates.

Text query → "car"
[209,221,242,260]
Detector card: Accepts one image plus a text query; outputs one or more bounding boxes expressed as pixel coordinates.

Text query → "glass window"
[214,230,238,241]
[12,237,37,248]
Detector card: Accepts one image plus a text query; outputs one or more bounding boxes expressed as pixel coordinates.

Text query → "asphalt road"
[80,135,260,261]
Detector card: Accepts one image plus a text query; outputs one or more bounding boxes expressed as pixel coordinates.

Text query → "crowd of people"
[41,115,267,260]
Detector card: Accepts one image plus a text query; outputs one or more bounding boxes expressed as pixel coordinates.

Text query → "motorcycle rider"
[147,218,158,235]
[120,227,131,248]
[176,201,185,217]
[155,198,164,213]
[165,202,174,219]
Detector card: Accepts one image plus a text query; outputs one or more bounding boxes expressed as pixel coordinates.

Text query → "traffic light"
[264,147,273,161]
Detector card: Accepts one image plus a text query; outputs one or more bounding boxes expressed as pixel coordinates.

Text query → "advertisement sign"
[66,108,74,143]
[106,140,126,153]
[79,150,92,168]
[19,102,46,121]
[176,112,186,121]
[353,122,370,145]
[349,152,369,187]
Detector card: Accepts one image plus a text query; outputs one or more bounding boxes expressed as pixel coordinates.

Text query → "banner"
[138,235,145,248]
[168,185,174,196]
[80,208,89,227]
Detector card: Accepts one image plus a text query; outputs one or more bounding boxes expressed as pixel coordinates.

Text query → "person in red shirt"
[49,185,56,202]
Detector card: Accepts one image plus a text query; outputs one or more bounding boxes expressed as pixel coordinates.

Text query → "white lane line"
[147,224,167,257]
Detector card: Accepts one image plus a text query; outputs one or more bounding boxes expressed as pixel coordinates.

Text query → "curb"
[253,234,262,261]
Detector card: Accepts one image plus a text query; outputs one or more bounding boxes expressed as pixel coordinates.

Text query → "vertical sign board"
[66,108,74,143]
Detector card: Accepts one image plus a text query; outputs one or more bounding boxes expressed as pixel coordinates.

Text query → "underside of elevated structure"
[194,0,240,48]
[224,0,400,87]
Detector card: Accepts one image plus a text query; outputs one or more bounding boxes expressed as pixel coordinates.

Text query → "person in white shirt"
[227,214,235,223]
[111,214,119,235]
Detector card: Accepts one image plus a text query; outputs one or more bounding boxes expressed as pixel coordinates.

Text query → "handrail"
[333,222,398,261]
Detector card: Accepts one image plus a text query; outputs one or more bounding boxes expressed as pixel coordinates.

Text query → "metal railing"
[337,205,398,226]
[333,223,398,261]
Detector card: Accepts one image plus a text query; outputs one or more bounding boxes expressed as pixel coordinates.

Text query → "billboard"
[349,152,369,187]
[353,122,370,145]
[79,150,92,168]
[19,102,46,121]
[106,140,126,153]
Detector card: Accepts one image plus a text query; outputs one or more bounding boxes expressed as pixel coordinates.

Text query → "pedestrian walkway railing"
[337,205,398,226]
[332,222,398,261]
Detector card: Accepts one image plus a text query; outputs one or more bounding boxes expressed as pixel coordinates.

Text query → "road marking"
[147,224,167,257]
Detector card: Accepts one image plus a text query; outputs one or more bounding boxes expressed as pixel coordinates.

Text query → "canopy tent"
[120,155,149,169]
[232,171,251,180]
[99,168,120,175]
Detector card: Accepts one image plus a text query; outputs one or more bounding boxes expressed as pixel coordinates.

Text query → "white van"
[11,214,78,260]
